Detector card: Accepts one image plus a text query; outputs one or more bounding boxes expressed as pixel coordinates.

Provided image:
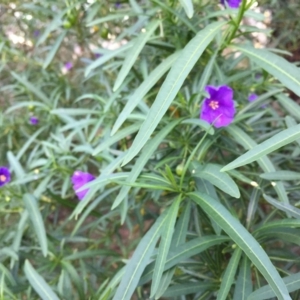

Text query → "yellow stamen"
[0,175,6,182]
[209,100,219,110]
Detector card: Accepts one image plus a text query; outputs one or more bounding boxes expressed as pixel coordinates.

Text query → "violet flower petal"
[71,171,95,200]
[0,167,11,187]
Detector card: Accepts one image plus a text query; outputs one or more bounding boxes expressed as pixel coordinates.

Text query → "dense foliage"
[1,0,300,299]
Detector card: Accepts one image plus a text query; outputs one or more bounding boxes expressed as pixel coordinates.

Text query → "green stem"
[225,0,248,45]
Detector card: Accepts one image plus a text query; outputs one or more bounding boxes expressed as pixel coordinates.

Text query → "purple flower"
[220,0,241,8]
[200,85,235,128]
[95,53,102,59]
[30,116,39,125]
[71,171,95,200]
[0,167,11,187]
[33,30,40,37]
[248,93,258,102]
[64,62,73,71]
[115,2,121,8]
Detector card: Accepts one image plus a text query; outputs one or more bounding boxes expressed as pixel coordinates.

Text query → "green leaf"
[259,228,300,246]
[247,272,300,300]
[233,256,252,300]
[232,45,300,97]
[277,94,300,121]
[195,178,222,235]
[61,261,85,299]
[112,119,182,209]
[225,125,289,208]
[24,260,59,300]
[111,51,181,135]
[23,194,48,257]
[154,268,175,299]
[50,108,99,116]
[222,124,300,171]
[93,123,141,156]
[85,42,134,77]
[182,118,214,135]
[171,201,191,247]
[150,197,181,297]
[162,282,215,298]
[263,194,300,219]
[189,191,291,300]
[254,219,300,236]
[179,0,194,18]
[122,21,226,165]
[197,51,218,97]
[17,127,45,160]
[192,162,240,198]
[112,210,168,300]
[113,20,160,91]
[11,72,49,104]
[7,151,25,179]
[140,235,229,284]
[217,247,242,300]
[43,31,66,69]
[260,170,300,181]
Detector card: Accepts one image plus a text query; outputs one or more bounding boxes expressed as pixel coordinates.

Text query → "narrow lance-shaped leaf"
[111,51,181,135]
[113,20,160,91]
[43,31,67,69]
[85,42,134,77]
[112,210,168,300]
[263,194,300,219]
[192,162,240,198]
[233,255,252,300]
[217,247,242,300]
[24,260,60,300]
[11,72,49,104]
[260,170,300,181]
[222,124,300,172]
[122,21,226,166]
[23,194,48,257]
[189,191,291,300]
[225,125,289,208]
[150,196,181,298]
[140,235,229,285]
[179,0,194,18]
[232,45,300,97]
[247,272,300,300]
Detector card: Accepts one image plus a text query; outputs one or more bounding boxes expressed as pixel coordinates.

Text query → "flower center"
[0,175,6,182]
[209,100,219,110]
